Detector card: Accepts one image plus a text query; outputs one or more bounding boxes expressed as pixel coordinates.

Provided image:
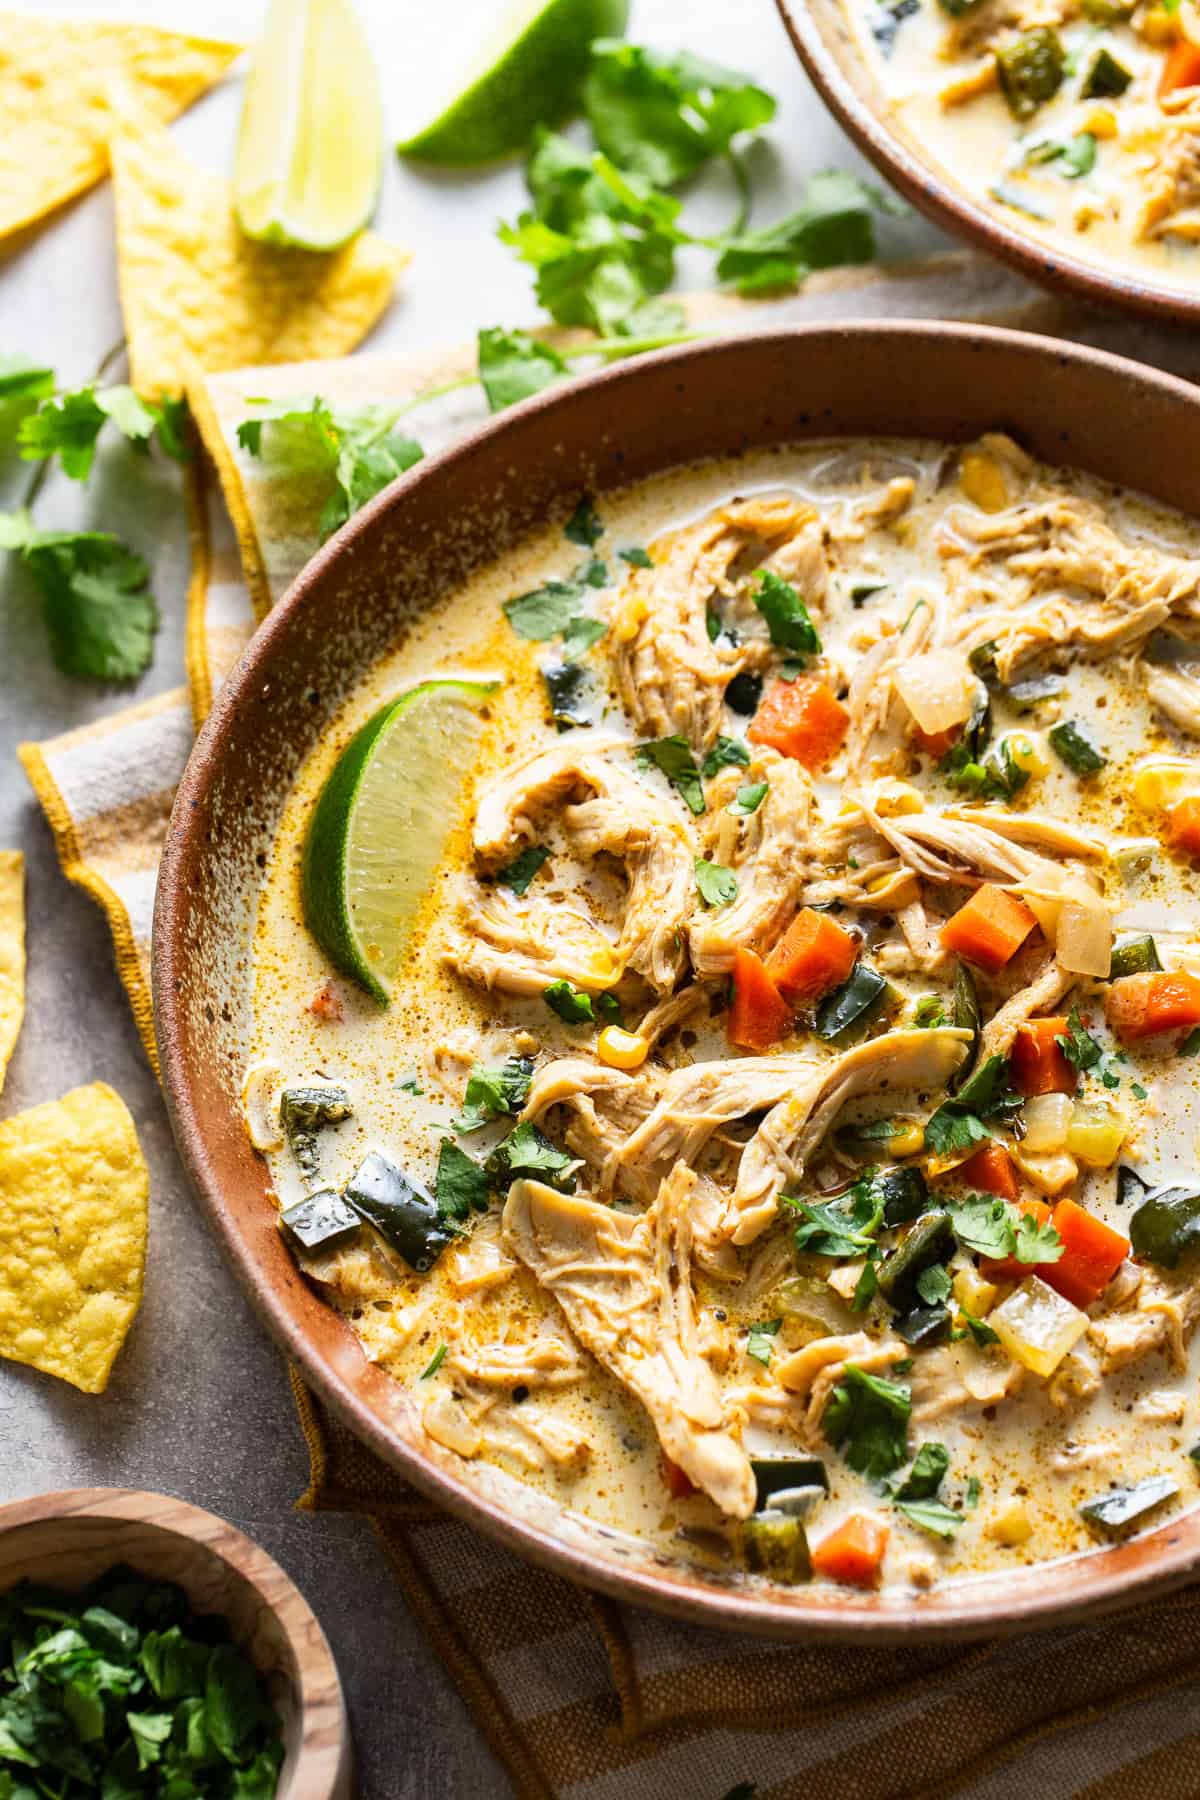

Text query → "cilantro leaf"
[478,325,568,413]
[16,383,187,481]
[637,734,706,814]
[923,1102,990,1157]
[1014,1208,1064,1264]
[236,396,423,540]
[619,544,653,567]
[789,1174,885,1258]
[0,513,157,681]
[823,1363,912,1478]
[746,1317,781,1366]
[956,1307,1001,1347]
[916,1263,952,1306]
[1056,1006,1102,1072]
[584,40,775,187]
[565,495,603,546]
[895,1497,964,1537]
[486,1121,581,1191]
[701,734,751,777]
[893,1440,949,1500]
[913,995,947,1028]
[435,1140,490,1221]
[503,577,587,639]
[948,1194,1016,1259]
[956,1053,1021,1120]
[751,568,820,656]
[715,169,891,294]
[496,844,550,895]
[561,614,607,659]
[453,1056,534,1132]
[544,979,596,1023]
[729,779,768,816]
[695,858,738,908]
[0,351,55,442]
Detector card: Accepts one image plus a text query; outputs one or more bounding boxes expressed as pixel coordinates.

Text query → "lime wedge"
[235,0,383,251]
[395,0,630,166]
[302,680,499,1003]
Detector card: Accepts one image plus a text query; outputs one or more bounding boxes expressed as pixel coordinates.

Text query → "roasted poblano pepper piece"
[345,1149,454,1272]
[951,960,981,1084]
[752,1457,830,1513]
[996,27,1066,118]
[895,1303,952,1347]
[1082,45,1132,97]
[876,1165,931,1227]
[1109,934,1162,979]
[281,1084,352,1175]
[877,1212,955,1309]
[1128,1181,1200,1269]
[541,659,593,729]
[726,670,763,715]
[280,1188,360,1253]
[815,964,891,1041]
[1048,719,1106,776]
[739,1511,812,1583]
[1079,1475,1178,1534]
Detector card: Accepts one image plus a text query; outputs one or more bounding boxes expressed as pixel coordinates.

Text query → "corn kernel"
[597,1026,649,1070]
[1139,5,1180,45]
[959,450,1009,513]
[873,781,925,818]
[1081,106,1118,139]
[1004,731,1049,778]
[888,1123,926,1158]
[989,1502,1033,1547]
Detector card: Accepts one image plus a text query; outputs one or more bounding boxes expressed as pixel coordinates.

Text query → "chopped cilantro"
[955,1307,1001,1348]
[913,995,947,1028]
[596,991,624,1026]
[746,1318,781,1366]
[485,1121,581,1191]
[695,858,738,908]
[584,40,775,188]
[435,1140,490,1221]
[701,734,751,777]
[543,979,597,1024]
[852,1258,879,1311]
[18,383,188,480]
[1014,1209,1064,1264]
[0,351,54,441]
[787,1173,885,1258]
[729,779,768,817]
[1180,1028,1200,1058]
[619,544,653,567]
[966,1475,982,1509]
[924,1102,990,1158]
[893,1440,949,1500]
[1056,1007,1102,1072]
[947,1194,1017,1259]
[396,1073,424,1095]
[541,658,593,727]
[1131,1081,1148,1102]
[823,1363,912,1479]
[915,1263,952,1306]
[564,494,603,547]
[637,734,706,814]
[751,568,820,656]
[503,577,588,639]
[496,844,550,895]
[715,169,894,295]
[895,1497,964,1538]
[453,1056,534,1133]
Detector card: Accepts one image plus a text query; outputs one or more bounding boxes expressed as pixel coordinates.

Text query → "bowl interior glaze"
[155,324,1200,1640]
[776,0,1200,329]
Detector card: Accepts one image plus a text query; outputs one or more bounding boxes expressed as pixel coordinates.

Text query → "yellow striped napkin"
[21,250,1200,1799]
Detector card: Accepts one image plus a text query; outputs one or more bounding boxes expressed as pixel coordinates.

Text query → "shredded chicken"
[909,1343,1025,1420]
[1087,1265,1200,1373]
[844,596,935,778]
[522,1057,658,1180]
[776,1330,908,1440]
[731,1027,972,1244]
[613,1053,823,1192]
[504,1166,757,1516]
[689,751,819,975]
[978,953,1075,1062]
[445,879,620,996]
[609,493,827,750]
[1138,101,1200,243]
[1145,663,1200,736]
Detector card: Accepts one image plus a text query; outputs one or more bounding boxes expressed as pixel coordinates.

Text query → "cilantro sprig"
[236,396,424,540]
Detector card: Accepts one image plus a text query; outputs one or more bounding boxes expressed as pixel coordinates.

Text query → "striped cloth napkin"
[20,250,1200,1799]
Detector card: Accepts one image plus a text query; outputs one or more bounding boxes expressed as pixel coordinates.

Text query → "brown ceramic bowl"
[0,1488,350,1796]
[776,0,1200,328]
[155,322,1200,1641]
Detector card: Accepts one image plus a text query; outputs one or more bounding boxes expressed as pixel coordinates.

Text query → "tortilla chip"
[0,15,241,248]
[111,116,409,398]
[0,851,24,1095]
[0,1083,148,1394]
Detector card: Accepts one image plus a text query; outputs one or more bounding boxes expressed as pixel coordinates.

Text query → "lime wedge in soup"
[395,0,630,166]
[235,0,383,250]
[303,680,499,1004]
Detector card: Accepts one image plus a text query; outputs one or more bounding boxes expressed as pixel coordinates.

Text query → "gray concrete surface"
[0,3,946,1794]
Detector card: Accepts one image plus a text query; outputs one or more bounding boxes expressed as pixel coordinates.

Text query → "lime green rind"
[395,0,630,167]
[302,679,499,1004]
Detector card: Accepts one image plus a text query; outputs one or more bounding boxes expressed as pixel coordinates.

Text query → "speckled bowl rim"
[155,322,1200,1642]
[776,0,1200,329]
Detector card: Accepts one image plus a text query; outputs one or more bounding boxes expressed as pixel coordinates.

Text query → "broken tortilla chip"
[111,115,409,398]
[0,15,241,249]
[0,851,24,1095]
[0,1082,148,1394]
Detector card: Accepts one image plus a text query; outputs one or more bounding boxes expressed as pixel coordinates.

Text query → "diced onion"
[241,1061,285,1151]
[1009,1141,1079,1196]
[1022,1092,1073,1153]
[893,651,976,736]
[1055,895,1112,977]
[991,1276,1088,1377]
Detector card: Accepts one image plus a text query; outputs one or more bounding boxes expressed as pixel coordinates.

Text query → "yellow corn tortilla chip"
[111,116,410,398]
[0,1083,148,1394]
[0,851,24,1096]
[0,15,241,248]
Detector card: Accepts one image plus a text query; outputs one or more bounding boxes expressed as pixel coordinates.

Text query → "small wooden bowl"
[0,1488,351,1799]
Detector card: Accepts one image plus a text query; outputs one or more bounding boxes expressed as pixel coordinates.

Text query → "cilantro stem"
[727,148,753,237]
[18,334,128,514]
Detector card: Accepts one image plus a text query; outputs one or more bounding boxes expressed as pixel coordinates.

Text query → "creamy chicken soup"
[847,0,1200,291]
[248,435,1200,1595]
